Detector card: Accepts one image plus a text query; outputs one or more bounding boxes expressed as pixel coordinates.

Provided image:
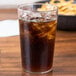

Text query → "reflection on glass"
[21,71,53,76]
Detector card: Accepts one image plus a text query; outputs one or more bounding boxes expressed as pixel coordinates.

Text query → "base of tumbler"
[23,68,53,74]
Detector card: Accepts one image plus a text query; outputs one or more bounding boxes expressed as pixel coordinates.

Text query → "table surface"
[0,9,76,76]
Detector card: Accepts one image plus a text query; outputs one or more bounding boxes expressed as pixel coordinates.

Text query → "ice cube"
[32,22,41,31]
[21,10,32,21]
[38,32,46,38]
[49,26,56,35]
[41,12,52,21]
[31,12,42,18]
[47,34,54,40]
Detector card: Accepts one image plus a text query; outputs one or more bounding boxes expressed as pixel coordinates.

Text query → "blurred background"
[0,0,50,8]
[0,0,76,30]
[0,0,76,37]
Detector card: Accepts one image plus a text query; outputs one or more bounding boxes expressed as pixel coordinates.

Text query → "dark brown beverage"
[19,18,57,72]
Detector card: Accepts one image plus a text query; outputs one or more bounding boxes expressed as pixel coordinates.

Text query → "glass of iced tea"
[18,3,58,74]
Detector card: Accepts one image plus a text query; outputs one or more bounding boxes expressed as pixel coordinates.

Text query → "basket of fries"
[36,0,76,31]
[51,0,76,31]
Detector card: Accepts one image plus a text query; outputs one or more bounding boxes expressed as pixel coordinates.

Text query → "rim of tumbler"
[18,3,58,12]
